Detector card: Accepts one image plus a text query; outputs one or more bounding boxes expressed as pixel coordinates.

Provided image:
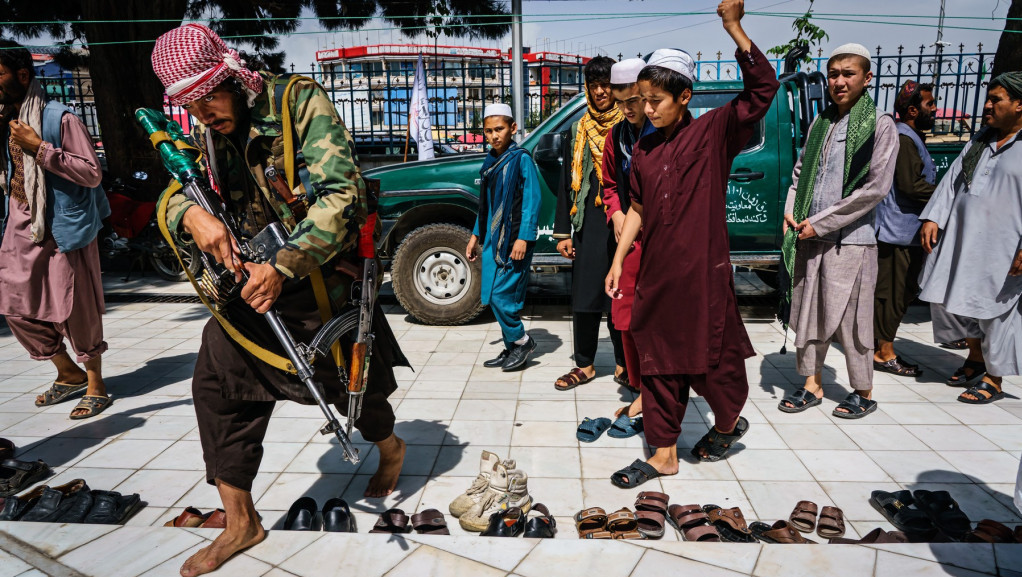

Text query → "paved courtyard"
[0,272,1019,576]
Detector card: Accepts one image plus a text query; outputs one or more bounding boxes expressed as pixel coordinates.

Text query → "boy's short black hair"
[610,82,636,92]
[0,39,35,80]
[584,56,615,85]
[636,65,693,100]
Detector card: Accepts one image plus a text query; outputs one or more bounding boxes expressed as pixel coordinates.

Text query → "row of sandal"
[575,491,669,540]
[0,478,144,525]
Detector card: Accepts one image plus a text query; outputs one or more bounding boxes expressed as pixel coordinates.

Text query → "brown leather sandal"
[634,511,665,539]
[750,520,816,544]
[606,507,638,537]
[369,508,412,534]
[412,509,450,535]
[703,504,757,543]
[574,506,607,538]
[788,500,818,533]
[966,519,1018,544]
[555,368,594,391]
[164,506,212,528]
[668,504,709,530]
[634,491,669,516]
[683,524,722,542]
[816,506,845,538]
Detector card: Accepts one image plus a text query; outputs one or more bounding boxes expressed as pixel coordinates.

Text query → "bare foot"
[614,397,642,418]
[365,435,405,498]
[179,521,265,577]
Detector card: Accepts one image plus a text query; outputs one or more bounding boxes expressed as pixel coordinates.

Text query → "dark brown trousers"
[873,241,925,343]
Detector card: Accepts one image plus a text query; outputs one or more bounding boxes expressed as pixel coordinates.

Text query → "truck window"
[689,91,764,152]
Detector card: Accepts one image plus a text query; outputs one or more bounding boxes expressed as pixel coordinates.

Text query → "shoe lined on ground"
[449,450,515,518]
[523,504,556,538]
[0,459,51,497]
[501,336,536,372]
[458,460,532,532]
[483,349,510,368]
[480,506,526,537]
[322,498,355,532]
[283,496,320,531]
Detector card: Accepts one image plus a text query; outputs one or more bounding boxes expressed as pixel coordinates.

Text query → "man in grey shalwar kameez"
[778,44,899,419]
[918,72,1022,404]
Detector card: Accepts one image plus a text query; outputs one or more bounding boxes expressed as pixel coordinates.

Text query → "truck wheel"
[391,223,484,325]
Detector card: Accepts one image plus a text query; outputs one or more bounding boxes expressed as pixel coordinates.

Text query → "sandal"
[683,524,722,541]
[668,504,709,530]
[868,490,936,537]
[0,459,51,497]
[606,414,644,439]
[576,417,612,443]
[691,417,749,462]
[957,380,1004,404]
[830,527,908,544]
[703,504,757,543]
[34,381,88,407]
[481,506,525,537]
[832,392,877,419]
[749,520,816,543]
[574,506,607,538]
[634,491,669,516]
[198,508,227,529]
[69,395,112,420]
[0,439,14,461]
[606,507,638,537]
[940,339,969,350]
[912,490,971,541]
[555,368,594,391]
[966,519,1018,544]
[788,500,818,533]
[635,511,665,539]
[165,507,213,528]
[412,508,450,535]
[369,508,412,534]
[523,503,556,538]
[613,371,636,392]
[816,505,845,538]
[610,459,666,489]
[778,388,822,413]
[84,490,145,524]
[947,360,986,387]
[873,357,922,377]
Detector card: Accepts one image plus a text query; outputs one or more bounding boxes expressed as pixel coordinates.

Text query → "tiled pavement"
[0,272,1019,576]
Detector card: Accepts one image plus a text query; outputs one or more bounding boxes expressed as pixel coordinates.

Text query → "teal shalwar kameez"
[472,144,542,349]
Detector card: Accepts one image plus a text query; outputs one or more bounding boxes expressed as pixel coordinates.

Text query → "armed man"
[151,24,408,576]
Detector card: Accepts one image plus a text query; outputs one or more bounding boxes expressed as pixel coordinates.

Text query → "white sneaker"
[448,450,516,518]
[458,461,532,532]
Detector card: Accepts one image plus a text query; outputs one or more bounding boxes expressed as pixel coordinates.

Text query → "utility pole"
[512,0,525,141]
[933,0,948,84]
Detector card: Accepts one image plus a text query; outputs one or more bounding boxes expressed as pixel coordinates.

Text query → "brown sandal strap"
[684,525,721,542]
[613,530,645,540]
[606,508,637,532]
[705,506,749,532]
[817,506,845,536]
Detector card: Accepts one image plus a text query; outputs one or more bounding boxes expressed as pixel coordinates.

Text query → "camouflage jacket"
[165,73,368,296]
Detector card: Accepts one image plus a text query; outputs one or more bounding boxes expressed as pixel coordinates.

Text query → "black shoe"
[483,349,510,368]
[480,506,526,537]
[501,336,536,372]
[322,498,355,532]
[283,497,320,531]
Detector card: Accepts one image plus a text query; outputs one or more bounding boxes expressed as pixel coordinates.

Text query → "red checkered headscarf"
[151,24,263,106]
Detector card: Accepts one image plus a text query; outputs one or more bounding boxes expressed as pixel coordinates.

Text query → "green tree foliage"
[767,0,829,68]
[0,0,511,193]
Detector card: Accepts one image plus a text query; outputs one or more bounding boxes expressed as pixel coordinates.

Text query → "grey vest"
[875,123,935,246]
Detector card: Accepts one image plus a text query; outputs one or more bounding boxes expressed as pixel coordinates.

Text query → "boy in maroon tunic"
[605,0,778,487]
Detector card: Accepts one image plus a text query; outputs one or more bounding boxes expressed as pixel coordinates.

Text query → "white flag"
[409,54,435,161]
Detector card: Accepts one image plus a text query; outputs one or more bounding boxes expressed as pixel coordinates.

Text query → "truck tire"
[391,223,485,325]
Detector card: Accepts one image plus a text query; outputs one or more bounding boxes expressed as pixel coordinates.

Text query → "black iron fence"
[37,43,993,155]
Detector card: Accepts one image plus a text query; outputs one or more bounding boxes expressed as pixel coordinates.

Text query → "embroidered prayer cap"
[644,49,695,83]
[484,103,514,119]
[151,24,264,106]
[991,71,1022,100]
[894,80,921,112]
[828,43,872,65]
[610,58,646,85]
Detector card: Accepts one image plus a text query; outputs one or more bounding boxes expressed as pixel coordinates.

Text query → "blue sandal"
[607,415,644,439]
[576,417,612,443]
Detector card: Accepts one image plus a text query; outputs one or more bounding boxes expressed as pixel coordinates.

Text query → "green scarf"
[780,93,877,316]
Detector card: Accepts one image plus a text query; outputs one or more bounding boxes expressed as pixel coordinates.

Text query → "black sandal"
[869,490,936,538]
[610,459,665,489]
[83,490,146,525]
[873,357,922,377]
[778,388,822,413]
[691,417,749,462]
[34,381,88,407]
[912,490,971,541]
[947,360,987,388]
[69,395,112,420]
[832,392,877,419]
[957,380,1004,404]
[0,459,51,497]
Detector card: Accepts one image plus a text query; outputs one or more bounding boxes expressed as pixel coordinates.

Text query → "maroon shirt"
[628,44,778,375]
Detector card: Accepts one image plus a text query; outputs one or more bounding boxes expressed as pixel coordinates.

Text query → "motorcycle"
[100,171,201,282]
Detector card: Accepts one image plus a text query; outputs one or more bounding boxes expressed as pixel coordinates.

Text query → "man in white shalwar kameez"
[918,72,1022,405]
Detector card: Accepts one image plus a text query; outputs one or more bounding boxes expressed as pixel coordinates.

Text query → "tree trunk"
[81,0,187,199]
[992,0,1022,77]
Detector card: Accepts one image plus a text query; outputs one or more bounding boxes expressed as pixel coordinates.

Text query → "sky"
[276,0,1013,70]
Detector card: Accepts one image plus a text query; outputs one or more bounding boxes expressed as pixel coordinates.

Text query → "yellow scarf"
[570,82,623,215]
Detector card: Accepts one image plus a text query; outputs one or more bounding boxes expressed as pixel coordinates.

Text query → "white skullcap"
[610,58,646,85]
[829,43,871,62]
[645,49,696,82]
[484,103,513,119]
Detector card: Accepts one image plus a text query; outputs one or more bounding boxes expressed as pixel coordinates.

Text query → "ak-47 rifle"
[135,108,368,463]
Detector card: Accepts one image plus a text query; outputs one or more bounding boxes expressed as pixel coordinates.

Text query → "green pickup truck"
[365,72,967,325]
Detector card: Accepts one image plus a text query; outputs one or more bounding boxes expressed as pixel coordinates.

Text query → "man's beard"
[915,112,935,131]
[0,78,26,106]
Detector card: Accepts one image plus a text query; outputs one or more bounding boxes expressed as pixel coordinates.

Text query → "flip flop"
[555,368,595,391]
[69,395,112,420]
[576,417,612,443]
[610,459,665,489]
[35,381,88,407]
[606,414,643,438]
